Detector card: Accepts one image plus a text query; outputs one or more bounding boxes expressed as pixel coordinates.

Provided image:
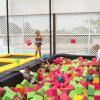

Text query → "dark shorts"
[35,43,42,47]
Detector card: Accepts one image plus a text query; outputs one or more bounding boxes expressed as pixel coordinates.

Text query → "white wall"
[9,0,49,15]
[0,0,100,16]
[53,0,100,13]
[0,0,6,16]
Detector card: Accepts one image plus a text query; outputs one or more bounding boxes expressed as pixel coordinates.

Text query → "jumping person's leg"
[38,46,41,57]
[35,45,39,57]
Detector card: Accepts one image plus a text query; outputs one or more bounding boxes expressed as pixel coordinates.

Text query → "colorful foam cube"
[57,89,62,96]
[20,80,30,87]
[44,94,51,100]
[4,86,16,96]
[88,85,95,96]
[69,90,77,99]
[27,91,36,99]
[74,95,84,100]
[70,80,77,86]
[46,87,57,97]
[80,80,88,88]
[87,74,93,82]
[53,81,60,88]
[37,88,45,96]
[88,96,94,100]
[94,95,100,100]
[93,84,100,90]
[58,76,65,83]
[33,94,42,100]
[73,77,80,82]
[0,87,5,96]
[75,84,84,95]
[16,84,24,93]
[60,92,68,100]
[93,78,99,84]
[16,92,23,100]
[29,84,34,88]
[2,91,16,100]
[13,96,20,100]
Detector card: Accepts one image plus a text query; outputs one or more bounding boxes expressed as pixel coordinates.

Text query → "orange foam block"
[93,78,99,84]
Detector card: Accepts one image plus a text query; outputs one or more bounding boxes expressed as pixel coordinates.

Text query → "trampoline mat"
[1,55,33,59]
[0,62,11,66]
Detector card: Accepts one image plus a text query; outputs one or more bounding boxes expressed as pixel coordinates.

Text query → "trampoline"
[0,54,36,59]
[0,54,40,73]
[0,62,11,66]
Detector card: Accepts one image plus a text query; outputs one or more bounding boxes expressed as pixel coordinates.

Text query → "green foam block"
[95,90,100,95]
[37,88,45,96]
[33,94,42,100]
[75,84,84,95]
[88,96,94,100]
[4,86,16,97]
[70,80,77,86]
[88,85,95,96]
[73,77,80,82]
[27,91,36,99]
[2,92,16,100]
[29,84,34,88]
[17,92,23,100]
[44,94,51,100]
[43,85,50,91]
[57,89,62,96]
[44,82,52,88]
[69,90,77,99]
[20,79,30,87]
[32,72,38,80]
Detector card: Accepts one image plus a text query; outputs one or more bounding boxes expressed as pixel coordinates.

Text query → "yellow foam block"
[74,95,84,100]
[93,78,99,84]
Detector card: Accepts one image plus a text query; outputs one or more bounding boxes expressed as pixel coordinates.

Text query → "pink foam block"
[93,83,100,90]
[38,73,44,81]
[78,57,83,61]
[0,87,5,96]
[52,81,60,88]
[77,72,82,77]
[80,80,88,88]
[59,88,67,93]
[92,58,97,62]
[24,88,34,94]
[46,87,57,97]
[60,83,66,88]
[66,85,74,90]
[15,88,23,93]
[33,84,42,91]
[84,96,88,100]
[60,92,72,100]
[51,97,60,100]
[94,95,100,100]
[13,96,21,100]
[88,68,95,74]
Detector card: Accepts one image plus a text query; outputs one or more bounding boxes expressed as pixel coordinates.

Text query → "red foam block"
[88,68,95,74]
[53,81,60,88]
[46,87,57,97]
[0,87,5,96]
[94,95,100,100]
[80,80,88,88]
[60,92,72,100]
[93,83,100,90]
